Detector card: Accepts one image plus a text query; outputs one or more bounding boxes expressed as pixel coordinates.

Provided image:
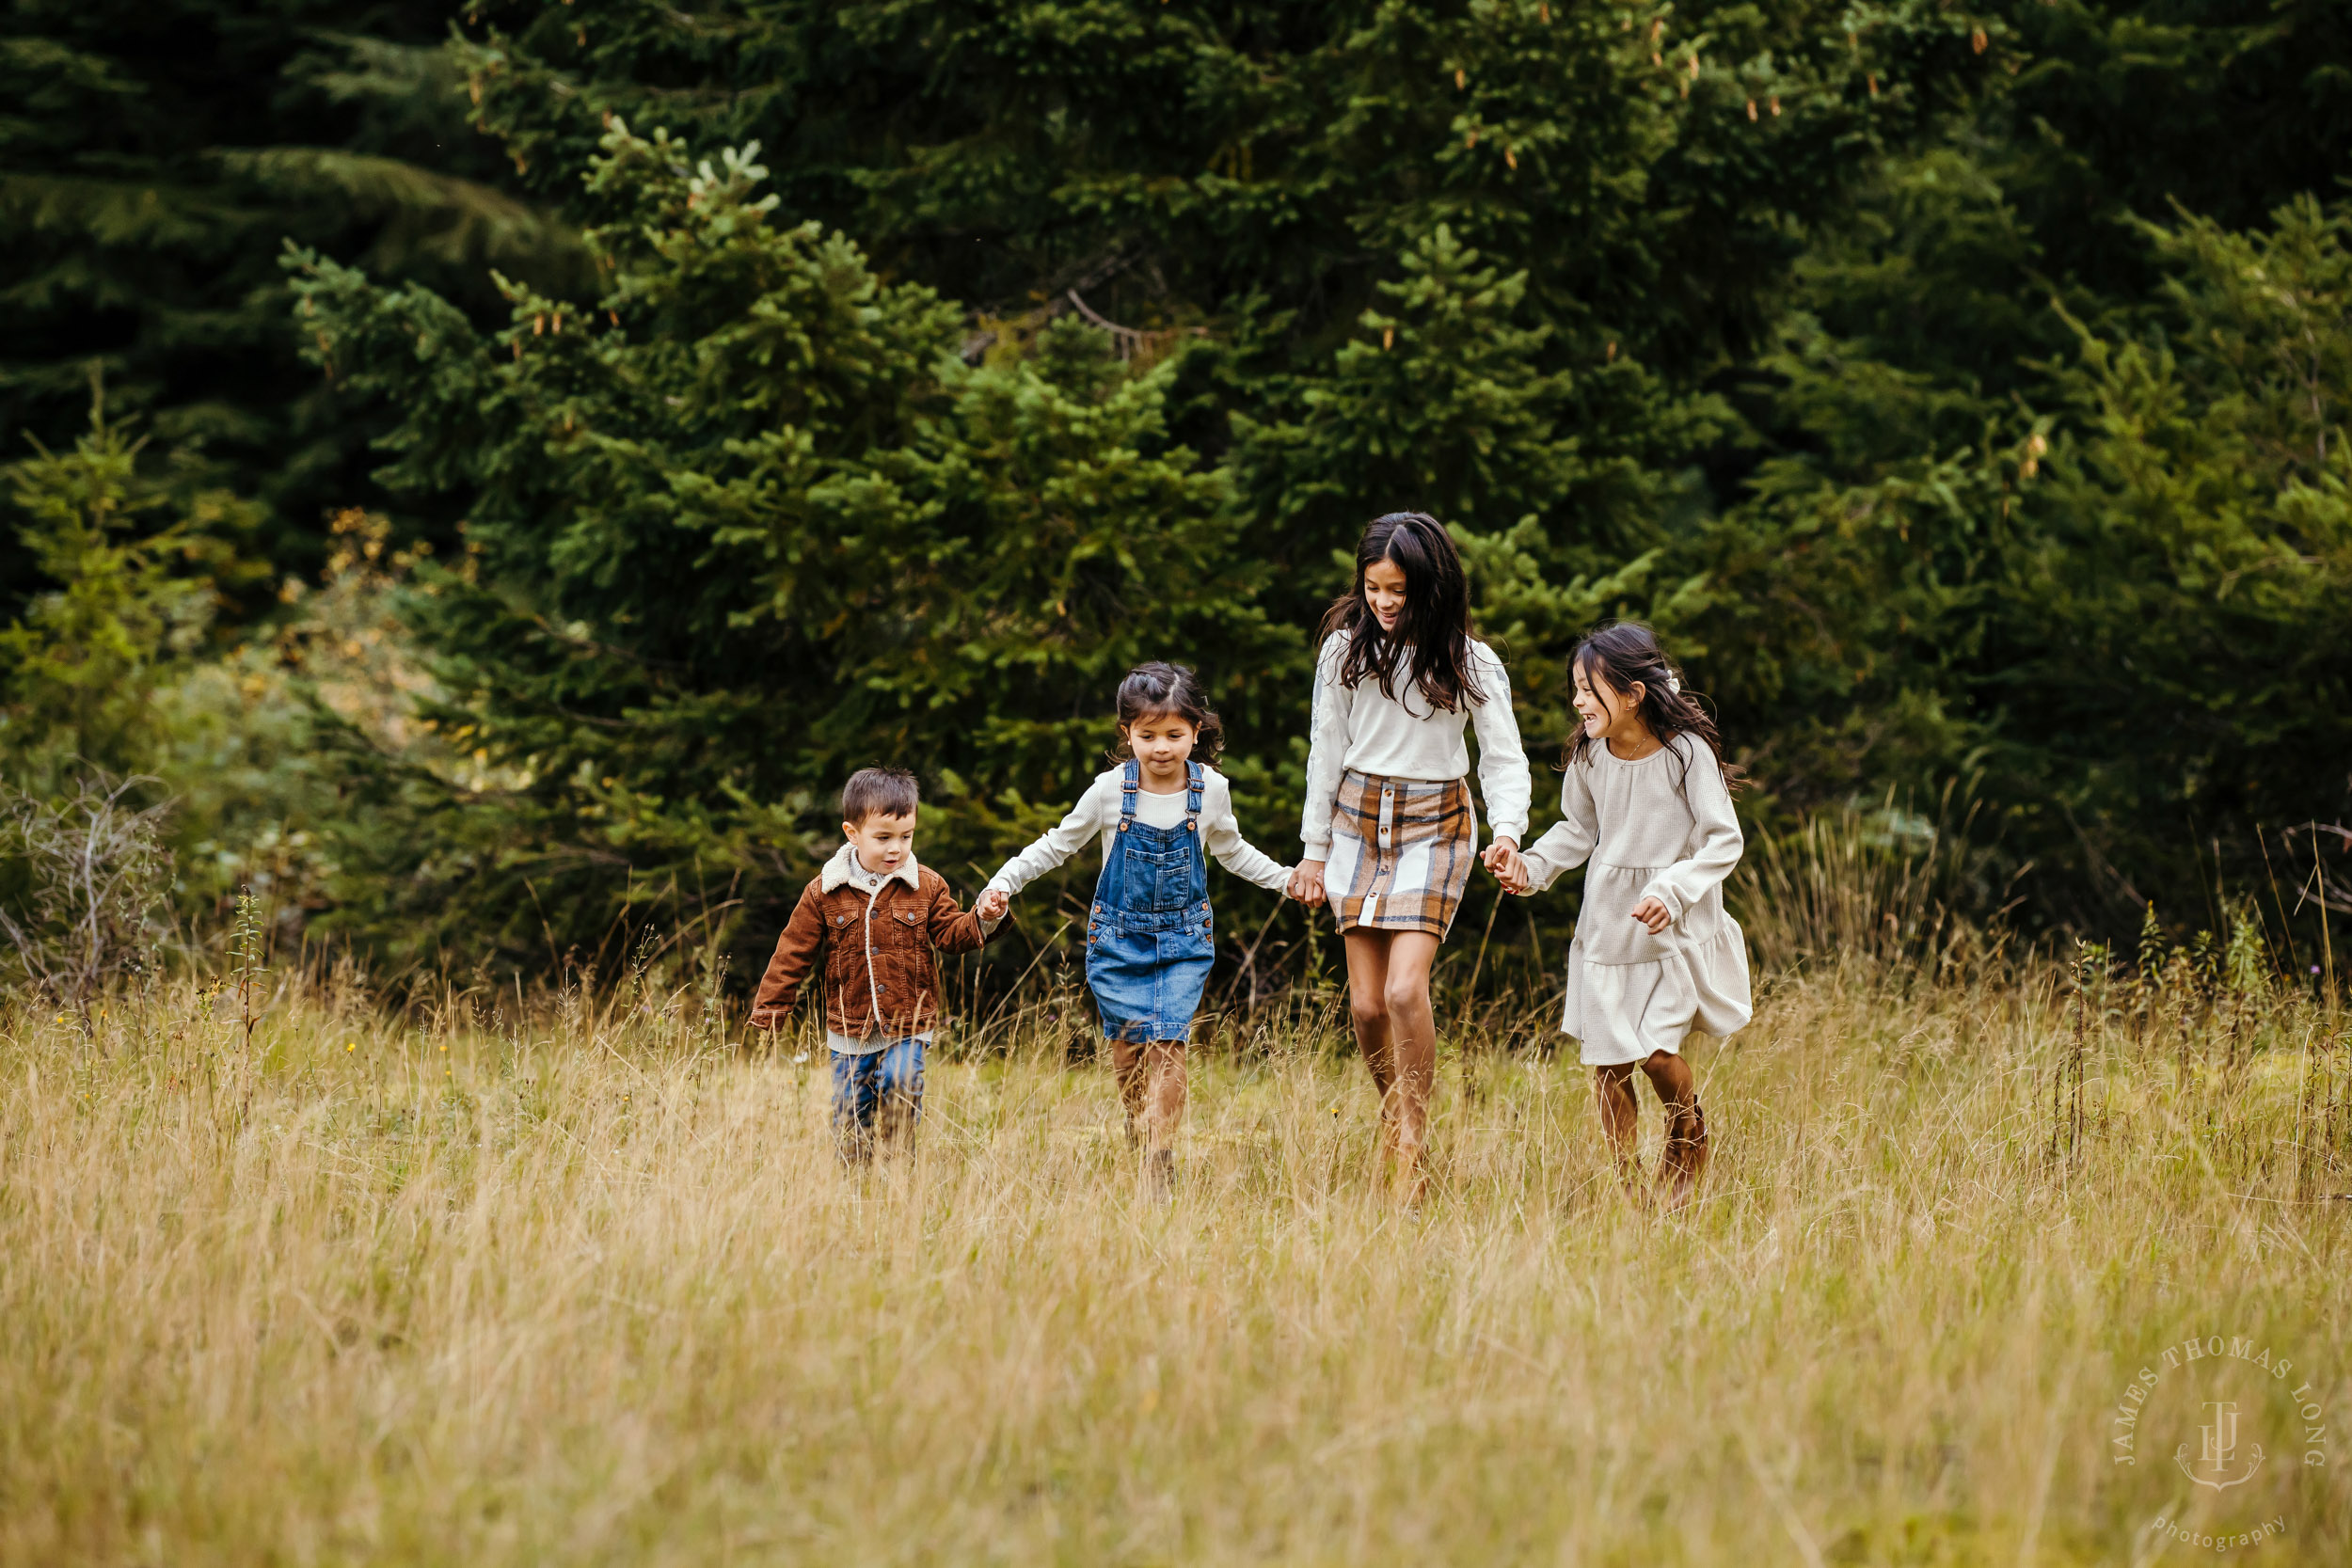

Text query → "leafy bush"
[1,394,444,934]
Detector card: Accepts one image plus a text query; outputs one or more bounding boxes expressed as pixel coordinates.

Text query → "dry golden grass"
[0,956,2345,1564]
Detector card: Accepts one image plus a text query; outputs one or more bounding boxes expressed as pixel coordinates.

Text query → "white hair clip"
[1662,670,1681,696]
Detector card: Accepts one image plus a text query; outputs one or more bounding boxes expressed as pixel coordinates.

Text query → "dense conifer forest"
[6,0,2348,983]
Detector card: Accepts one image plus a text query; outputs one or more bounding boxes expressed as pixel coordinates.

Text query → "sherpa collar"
[818,840,923,895]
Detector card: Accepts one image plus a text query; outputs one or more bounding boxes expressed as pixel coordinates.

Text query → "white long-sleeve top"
[984,765,1292,896]
[1300,630,1531,856]
[1518,734,1743,944]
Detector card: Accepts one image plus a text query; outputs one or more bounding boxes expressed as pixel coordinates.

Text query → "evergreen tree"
[0,386,232,785]
[1693,0,2352,917]
[291,122,1288,964]
[457,0,1990,554]
[1228,219,1722,729]
[0,0,581,611]
[291,2,1999,963]
[1994,198,2352,919]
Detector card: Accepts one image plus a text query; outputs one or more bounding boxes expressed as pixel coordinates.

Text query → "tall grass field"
[1,913,2346,1563]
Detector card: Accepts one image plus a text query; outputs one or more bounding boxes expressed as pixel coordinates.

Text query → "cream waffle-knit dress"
[1518,734,1751,1066]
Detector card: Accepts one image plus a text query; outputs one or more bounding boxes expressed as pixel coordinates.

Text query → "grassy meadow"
[0,927,2347,1564]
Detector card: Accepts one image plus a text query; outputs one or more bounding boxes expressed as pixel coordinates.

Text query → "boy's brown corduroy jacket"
[748,845,1001,1039]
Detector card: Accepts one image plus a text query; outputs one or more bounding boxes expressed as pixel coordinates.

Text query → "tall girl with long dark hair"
[1290,513,1530,1199]
[1493,621,1750,1208]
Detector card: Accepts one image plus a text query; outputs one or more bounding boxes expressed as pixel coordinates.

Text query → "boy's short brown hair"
[841,767,920,825]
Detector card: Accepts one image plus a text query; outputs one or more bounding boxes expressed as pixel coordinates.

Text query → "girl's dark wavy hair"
[1314,511,1487,712]
[1108,661,1225,766]
[1565,622,1745,794]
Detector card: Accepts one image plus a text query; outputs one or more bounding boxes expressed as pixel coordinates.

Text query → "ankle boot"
[1657,1101,1709,1206]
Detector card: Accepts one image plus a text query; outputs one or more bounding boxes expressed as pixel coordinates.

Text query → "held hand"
[1481,837,1526,895]
[975,888,1009,922]
[1288,860,1327,908]
[1629,895,1672,934]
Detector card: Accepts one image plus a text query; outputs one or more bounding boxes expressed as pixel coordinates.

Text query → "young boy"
[749,768,1004,1162]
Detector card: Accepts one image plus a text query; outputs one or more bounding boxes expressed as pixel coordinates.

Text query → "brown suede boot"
[1657,1101,1709,1209]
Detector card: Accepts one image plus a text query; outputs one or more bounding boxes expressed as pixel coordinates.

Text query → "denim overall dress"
[1087,760,1215,1042]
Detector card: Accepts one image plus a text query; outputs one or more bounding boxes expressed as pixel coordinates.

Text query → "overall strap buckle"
[1118,758,1139,832]
[1184,759,1202,832]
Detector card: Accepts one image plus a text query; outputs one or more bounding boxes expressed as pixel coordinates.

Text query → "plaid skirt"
[1325,770,1477,937]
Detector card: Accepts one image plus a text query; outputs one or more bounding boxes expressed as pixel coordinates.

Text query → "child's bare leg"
[1136,1038,1185,1192]
[1638,1048,1708,1205]
[1377,932,1441,1202]
[1141,1040,1186,1154]
[1342,930,1398,1153]
[1110,1037,1149,1146]
[1592,1063,1643,1194]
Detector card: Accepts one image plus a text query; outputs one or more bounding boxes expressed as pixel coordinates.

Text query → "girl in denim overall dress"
[977,664,1293,1188]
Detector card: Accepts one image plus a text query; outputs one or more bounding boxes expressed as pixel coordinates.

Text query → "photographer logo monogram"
[2182,1399,2262,1490]
[2110,1332,2328,1549]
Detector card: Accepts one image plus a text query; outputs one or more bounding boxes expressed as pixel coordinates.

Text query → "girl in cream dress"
[1496,623,1750,1206]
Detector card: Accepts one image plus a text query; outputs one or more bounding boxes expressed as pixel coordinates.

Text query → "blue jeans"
[831,1037,925,1162]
